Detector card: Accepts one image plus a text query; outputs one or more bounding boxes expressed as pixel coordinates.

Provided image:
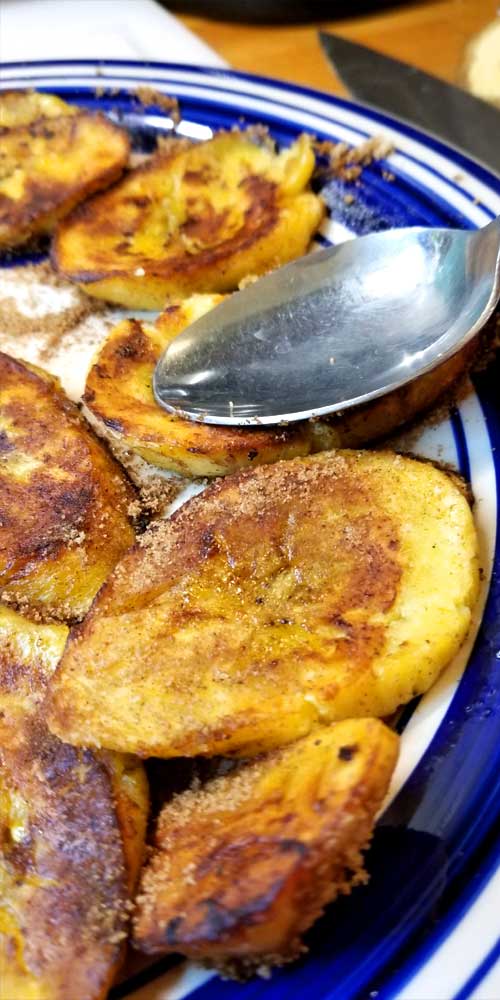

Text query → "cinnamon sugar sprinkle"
[0,261,121,400]
[134,87,180,125]
[313,135,395,183]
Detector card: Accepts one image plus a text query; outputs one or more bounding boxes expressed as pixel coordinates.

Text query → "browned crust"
[0,604,149,997]
[0,354,94,574]
[0,711,129,999]
[0,351,137,622]
[82,305,479,482]
[90,448,403,618]
[0,613,130,1000]
[83,316,312,472]
[51,133,324,309]
[46,444,478,759]
[132,720,398,974]
[53,157,281,284]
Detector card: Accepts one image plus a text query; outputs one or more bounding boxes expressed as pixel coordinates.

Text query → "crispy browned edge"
[132,721,398,977]
[0,351,139,622]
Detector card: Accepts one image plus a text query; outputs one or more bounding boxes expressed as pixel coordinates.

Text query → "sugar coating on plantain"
[0,89,130,249]
[0,351,137,623]
[133,718,398,976]
[0,603,149,1000]
[47,450,479,758]
[53,131,325,309]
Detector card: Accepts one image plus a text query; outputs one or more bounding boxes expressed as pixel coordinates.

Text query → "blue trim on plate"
[1,59,499,207]
[182,381,500,1000]
[451,406,472,483]
[312,232,332,248]
[2,66,494,257]
[2,58,499,182]
[453,934,500,1000]
[374,829,500,1000]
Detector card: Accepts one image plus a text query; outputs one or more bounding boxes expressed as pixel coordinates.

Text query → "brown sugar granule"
[0,260,103,338]
[231,123,276,152]
[314,134,394,183]
[81,423,192,517]
[137,478,187,517]
[134,87,180,125]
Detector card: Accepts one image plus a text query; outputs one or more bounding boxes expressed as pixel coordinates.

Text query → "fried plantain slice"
[0,603,149,1000]
[0,352,137,623]
[0,90,129,249]
[53,131,325,308]
[84,293,476,481]
[133,718,398,974]
[83,294,315,478]
[47,450,479,758]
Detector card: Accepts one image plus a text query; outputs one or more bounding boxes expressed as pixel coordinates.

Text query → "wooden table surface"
[180,0,497,96]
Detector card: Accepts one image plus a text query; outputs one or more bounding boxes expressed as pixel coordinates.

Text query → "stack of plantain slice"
[0,353,149,999]
[46,448,479,977]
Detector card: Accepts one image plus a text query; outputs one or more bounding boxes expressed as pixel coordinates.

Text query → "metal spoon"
[153,217,500,426]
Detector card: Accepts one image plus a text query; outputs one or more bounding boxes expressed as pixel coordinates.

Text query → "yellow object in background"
[461,17,500,108]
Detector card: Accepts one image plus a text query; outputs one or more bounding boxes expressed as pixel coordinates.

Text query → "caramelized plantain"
[0,352,137,623]
[53,131,325,308]
[0,603,149,1000]
[83,295,315,478]
[0,90,129,249]
[133,719,398,974]
[84,294,476,481]
[47,450,479,758]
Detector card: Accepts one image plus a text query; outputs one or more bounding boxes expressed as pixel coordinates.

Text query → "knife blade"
[319,31,500,176]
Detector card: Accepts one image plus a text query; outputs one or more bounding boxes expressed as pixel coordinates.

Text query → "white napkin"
[0,0,226,66]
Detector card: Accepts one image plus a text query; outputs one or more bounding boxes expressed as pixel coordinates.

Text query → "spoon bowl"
[154,217,500,426]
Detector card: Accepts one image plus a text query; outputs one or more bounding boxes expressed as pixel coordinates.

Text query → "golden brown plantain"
[47,450,479,758]
[0,90,79,131]
[84,294,476,481]
[0,351,137,623]
[0,603,149,1000]
[83,295,315,478]
[133,718,398,975]
[0,90,129,249]
[53,131,325,308]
